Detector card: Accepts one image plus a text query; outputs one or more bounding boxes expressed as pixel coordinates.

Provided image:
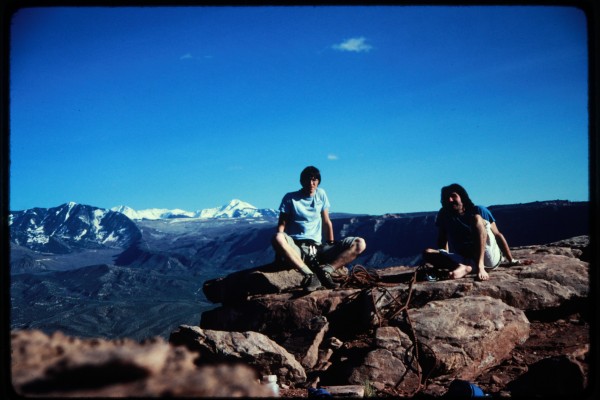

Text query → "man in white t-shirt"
[272,166,366,292]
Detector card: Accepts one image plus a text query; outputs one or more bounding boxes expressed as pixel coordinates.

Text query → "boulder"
[537,235,590,261]
[11,329,273,397]
[168,325,306,385]
[200,287,365,340]
[279,316,329,369]
[398,296,530,381]
[348,327,421,392]
[203,263,304,304]
[347,295,529,390]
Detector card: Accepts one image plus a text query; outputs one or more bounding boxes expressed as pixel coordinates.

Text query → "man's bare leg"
[272,232,312,275]
[473,215,490,281]
[329,238,366,270]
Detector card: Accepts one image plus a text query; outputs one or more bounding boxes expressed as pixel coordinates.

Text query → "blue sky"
[9,5,589,215]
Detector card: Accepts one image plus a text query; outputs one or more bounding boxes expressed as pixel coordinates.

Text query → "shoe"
[417,264,440,282]
[316,264,340,289]
[302,274,323,293]
[423,271,439,282]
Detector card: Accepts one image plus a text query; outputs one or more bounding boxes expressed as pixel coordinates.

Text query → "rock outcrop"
[10,329,274,397]
[10,237,590,397]
[196,237,589,395]
[169,325,307,385]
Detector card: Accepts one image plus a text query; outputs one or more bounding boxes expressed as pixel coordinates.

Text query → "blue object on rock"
[308,387,333,398]
[445,379,490,398]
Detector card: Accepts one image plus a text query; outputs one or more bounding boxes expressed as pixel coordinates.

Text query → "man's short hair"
[300,166,321,185]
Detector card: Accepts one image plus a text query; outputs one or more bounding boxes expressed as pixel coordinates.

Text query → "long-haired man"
[423,183,516,280]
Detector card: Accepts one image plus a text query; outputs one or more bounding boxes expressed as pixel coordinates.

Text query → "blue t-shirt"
[279,188,331,243]
[435,205,496,257]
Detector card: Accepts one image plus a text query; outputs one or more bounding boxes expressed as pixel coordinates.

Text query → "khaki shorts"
[279,233,360,265]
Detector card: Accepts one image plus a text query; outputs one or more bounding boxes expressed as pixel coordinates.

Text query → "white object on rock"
[261,375,279,397]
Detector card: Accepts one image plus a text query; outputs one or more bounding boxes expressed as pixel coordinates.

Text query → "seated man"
[423,183,517,281]
[272,166,366,292]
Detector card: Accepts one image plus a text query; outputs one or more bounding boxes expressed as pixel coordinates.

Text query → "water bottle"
[261,375,279,397]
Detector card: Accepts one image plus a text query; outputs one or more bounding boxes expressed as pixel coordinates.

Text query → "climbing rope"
[339,264,383,288]
[337,264,437,396]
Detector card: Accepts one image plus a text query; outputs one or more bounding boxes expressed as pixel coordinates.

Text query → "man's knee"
[352,237,366,254]
[422,248,437,261]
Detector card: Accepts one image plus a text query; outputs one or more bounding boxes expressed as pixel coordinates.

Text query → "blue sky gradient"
[9,5,589,215]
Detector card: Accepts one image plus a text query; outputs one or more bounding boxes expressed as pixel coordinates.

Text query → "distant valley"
[9,199,589,341]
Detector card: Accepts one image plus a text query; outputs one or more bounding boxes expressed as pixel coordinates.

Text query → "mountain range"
[110,199,278,220]
[8,199,590,341]
[9,202,141,254]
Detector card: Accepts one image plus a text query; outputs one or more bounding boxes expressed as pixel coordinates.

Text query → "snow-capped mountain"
[8,199,277,254]
[110,205,197,220]
[9,202,141,254]
[196,199,278,219]
[111,199,278,220]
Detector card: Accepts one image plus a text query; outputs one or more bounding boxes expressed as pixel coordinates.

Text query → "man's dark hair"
[300,166,321,185]
[440,183,475,210]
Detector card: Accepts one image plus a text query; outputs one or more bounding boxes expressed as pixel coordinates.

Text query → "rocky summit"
[9,236,591,398]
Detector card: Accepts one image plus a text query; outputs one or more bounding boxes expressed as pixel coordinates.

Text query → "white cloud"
[332,37,373,53]
[327,154,339,161]
[180,53,213,61]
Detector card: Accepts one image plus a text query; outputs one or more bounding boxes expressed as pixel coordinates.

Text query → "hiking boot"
[301,274,323,293]
[316,264,340,289]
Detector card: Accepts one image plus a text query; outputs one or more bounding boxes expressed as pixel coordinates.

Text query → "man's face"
[301,176,319,195]
[447,192,464,213]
